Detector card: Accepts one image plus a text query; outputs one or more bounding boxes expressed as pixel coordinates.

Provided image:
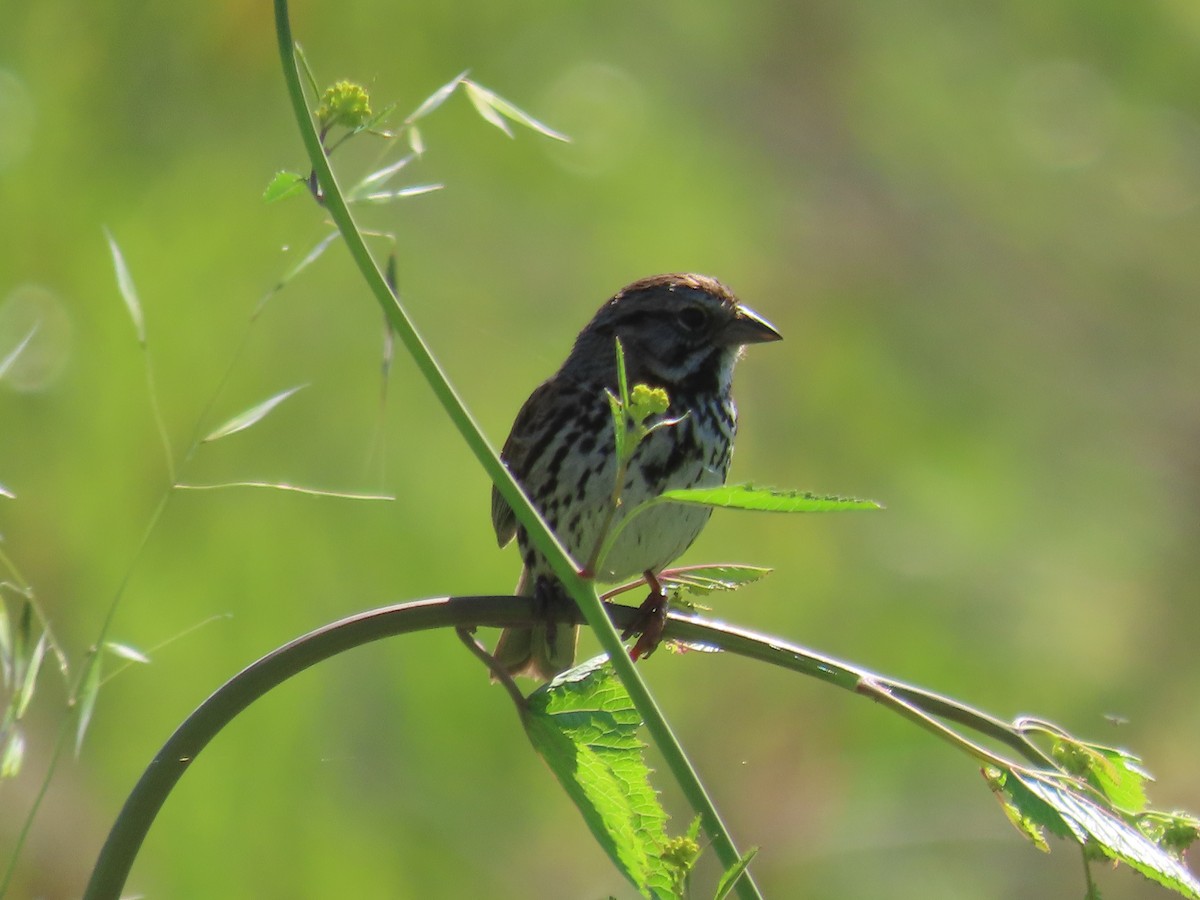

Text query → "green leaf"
[660,484,884,513]
[104,228,145,346]
[103,640,150,665]
[525,657,674,899]
[293,42,321,104]
[984,767,1051,852]
[1015,770,1200,899]
[1139,811,1200,859]
[660,564,772,597]
[606,390,627,464]
[1053,736,1151,814]
[202,384,307,443]
[714,847,758,900]
[263,170,308,203]
[607,338,630,463]
[614,337,630,411]
[986,767,1076,843]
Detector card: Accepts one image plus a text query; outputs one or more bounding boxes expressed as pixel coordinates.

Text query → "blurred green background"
[2,1,1199,897]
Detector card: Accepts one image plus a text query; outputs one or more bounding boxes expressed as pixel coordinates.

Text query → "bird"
[491,273,781,680]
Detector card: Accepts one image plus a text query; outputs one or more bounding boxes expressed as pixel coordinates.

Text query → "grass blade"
[104,229,145,346]
[463,80,513,137]
[405,71,467,124]
[103,641,151,665]
[174,481,393,501]
[0,324,39,381]
[480,85,570,142]
[202,384,307,443]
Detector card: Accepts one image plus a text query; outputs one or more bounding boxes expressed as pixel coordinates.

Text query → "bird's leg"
[621,569,669,660]
[533,575,564,647]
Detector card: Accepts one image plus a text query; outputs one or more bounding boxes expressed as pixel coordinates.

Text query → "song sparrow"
[491,273,781,680]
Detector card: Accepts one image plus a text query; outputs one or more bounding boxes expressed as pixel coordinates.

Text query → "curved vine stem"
[83,596,1064,899]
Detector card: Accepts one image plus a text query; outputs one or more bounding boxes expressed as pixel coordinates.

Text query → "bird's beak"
[722,304,782,346]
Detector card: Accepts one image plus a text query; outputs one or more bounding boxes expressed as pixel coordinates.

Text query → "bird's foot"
[622,570,669,661]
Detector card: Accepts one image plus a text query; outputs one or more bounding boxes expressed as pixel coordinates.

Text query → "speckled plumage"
[492,273,780,680]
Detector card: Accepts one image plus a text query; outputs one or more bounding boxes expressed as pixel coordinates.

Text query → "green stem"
[271,4,759,896]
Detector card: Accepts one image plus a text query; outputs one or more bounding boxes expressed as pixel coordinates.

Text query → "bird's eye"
[676,306,708,333]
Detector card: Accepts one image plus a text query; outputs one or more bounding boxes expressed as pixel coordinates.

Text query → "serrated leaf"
[525,657,674,899]
[1,729,24,779]
[0,323,39,381]
[104,229,145,346]
[75,654,102,755]
[661,484,883,513]
[202,384,307,443]
[103,640,150,665]
[1054,737,1151,814]
[714,847,758,900]
[660,564,772,597]
[1016,771,1200,899]
[463,80,514,137]
[985,768,1051,852]
[988,767,1077,841]
[1139,812,1200,859]
[263,170,308,203]
[405,71,467,124]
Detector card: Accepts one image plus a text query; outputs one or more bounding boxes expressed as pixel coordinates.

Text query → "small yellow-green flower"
[629,383,670,423]
[316,81,372,131]
[661,834,700,890]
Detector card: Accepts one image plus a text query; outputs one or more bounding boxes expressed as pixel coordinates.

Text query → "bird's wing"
[490,379,555,548]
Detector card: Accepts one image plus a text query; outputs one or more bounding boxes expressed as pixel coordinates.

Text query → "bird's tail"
[491,568,578,682]
[492,622,578,682]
